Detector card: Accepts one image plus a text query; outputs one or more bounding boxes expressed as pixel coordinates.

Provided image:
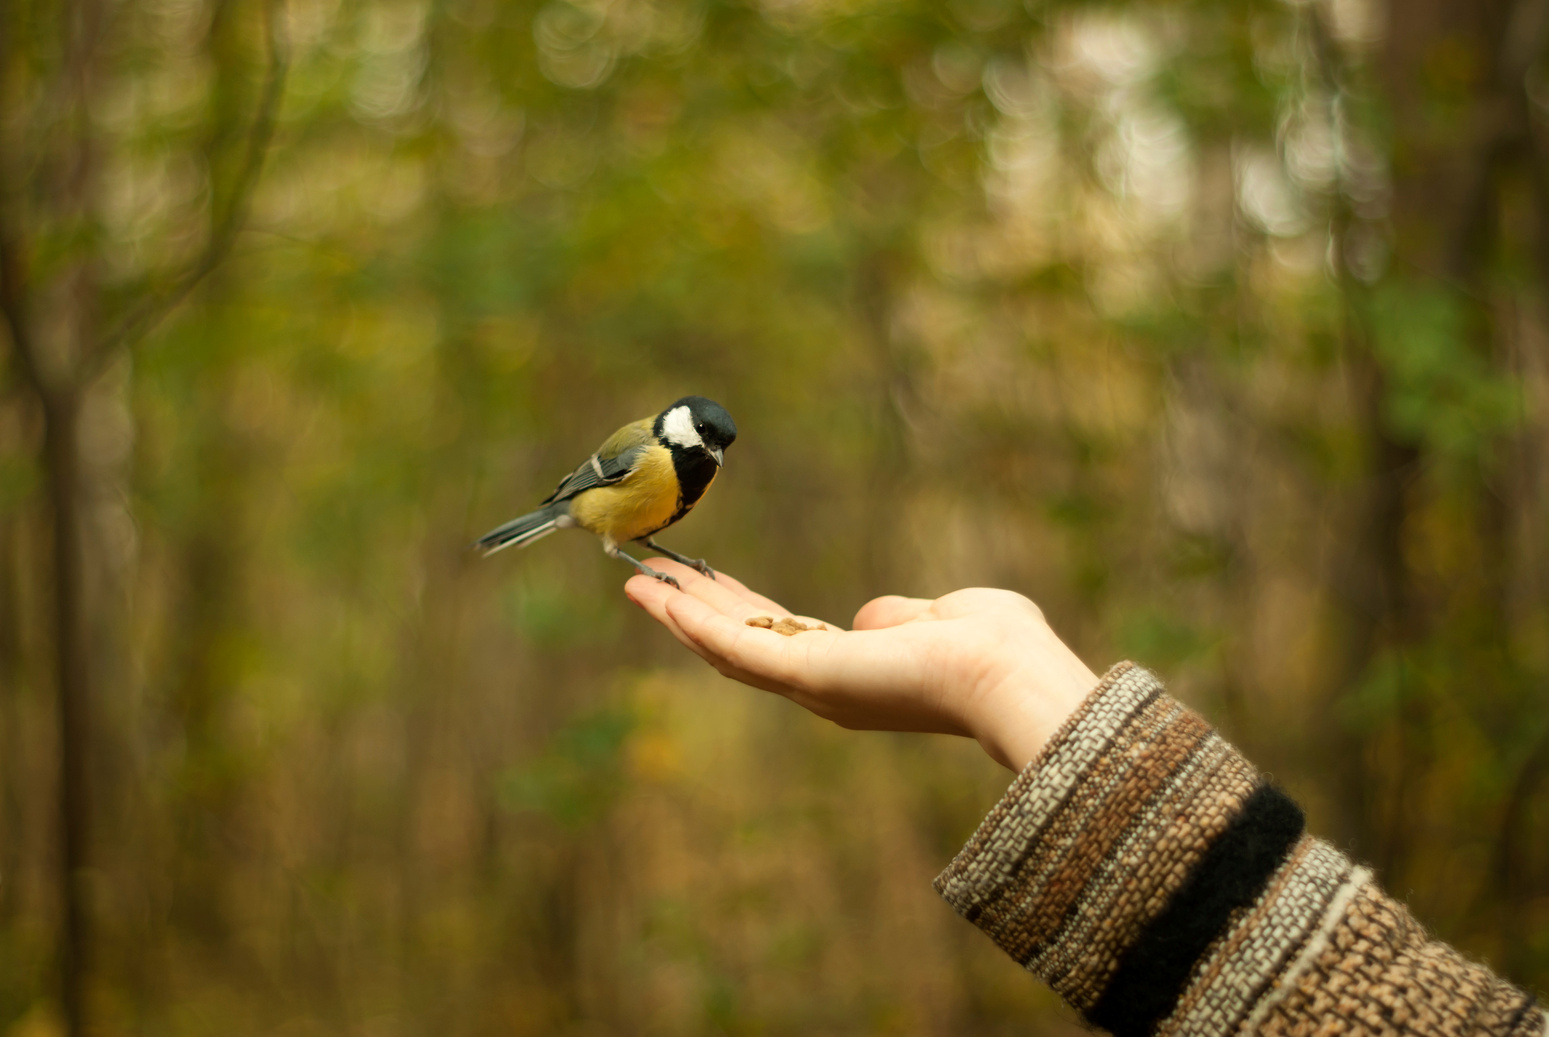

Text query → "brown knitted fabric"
[1254,882,1542,1037]
[1155,834,1358,1036]
[935,663,1546,1037]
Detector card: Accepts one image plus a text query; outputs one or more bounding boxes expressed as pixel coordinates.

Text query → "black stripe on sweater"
[1503,994,1538,1034]
[1086,782,1305,1037]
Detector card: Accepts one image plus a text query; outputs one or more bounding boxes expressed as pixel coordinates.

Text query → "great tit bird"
[476,396,737,588]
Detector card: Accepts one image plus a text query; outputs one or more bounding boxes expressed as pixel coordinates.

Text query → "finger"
[630,570,845,696]
[707,571,793,618]
[625,575,720,665]
[653,559,797,624]
[628,575,804,692]
[638,559,816,623]
[853,595,934,630]
[640,559,764,618]
[664,591,833,691]
[625,572,676,611]
[685,570,834,630]
[715,583,836,635]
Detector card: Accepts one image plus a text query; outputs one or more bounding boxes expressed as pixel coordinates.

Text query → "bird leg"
[606,542,681,589]
[640,537,716,580]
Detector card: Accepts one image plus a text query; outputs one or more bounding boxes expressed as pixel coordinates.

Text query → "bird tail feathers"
[476,504,565,556]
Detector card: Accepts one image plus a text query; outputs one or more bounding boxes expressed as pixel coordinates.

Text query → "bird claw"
[638,539,716,581]
[653,571,682,590]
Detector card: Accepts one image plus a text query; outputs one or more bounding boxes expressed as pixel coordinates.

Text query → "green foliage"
[501,706,637,828]
[1115,607,1214,670]
[1368,282,1523,462]
[0,454,37,518]
[1337,648,1411,733]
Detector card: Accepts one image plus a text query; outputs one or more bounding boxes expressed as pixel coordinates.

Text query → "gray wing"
[539,445,647,505]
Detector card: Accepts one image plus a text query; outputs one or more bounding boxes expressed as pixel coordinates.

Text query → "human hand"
[624,561,1099,771]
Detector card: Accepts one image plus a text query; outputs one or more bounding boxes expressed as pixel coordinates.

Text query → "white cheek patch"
[661,405,702,450]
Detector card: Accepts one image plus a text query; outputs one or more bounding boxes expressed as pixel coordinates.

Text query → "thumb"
[852,595,933,630]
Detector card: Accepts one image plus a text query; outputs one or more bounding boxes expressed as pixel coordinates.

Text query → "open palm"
[625,561,1098,770]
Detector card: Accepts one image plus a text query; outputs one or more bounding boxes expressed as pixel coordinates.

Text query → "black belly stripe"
[675,454,717,507]
[648,449,718,536]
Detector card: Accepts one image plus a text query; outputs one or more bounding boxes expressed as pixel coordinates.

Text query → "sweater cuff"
[933,663,1349,1037]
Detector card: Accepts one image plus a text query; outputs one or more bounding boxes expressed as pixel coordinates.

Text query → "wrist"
[965,645,1098,772]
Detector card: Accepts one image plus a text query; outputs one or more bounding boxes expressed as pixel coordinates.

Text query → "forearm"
[937,663,1547,1037]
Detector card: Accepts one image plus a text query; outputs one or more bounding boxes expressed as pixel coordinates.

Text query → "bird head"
[658,396,737,467]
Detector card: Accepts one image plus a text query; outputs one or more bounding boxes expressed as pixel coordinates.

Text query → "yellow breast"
[567,446,682,545]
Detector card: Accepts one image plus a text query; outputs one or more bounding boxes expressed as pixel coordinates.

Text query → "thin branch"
[1490,728,1549,885]
[1445,0,1549,284]
[0,234,46,396]
[1501,0,1549,91]
[86,0,289,378]
[1523,48,1549,312]
[1305,4,1429,864]
[1305,10,1358,318]
[1470,723,1549,966]
[0,0,48,397]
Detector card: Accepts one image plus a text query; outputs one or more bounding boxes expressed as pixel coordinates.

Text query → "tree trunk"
[43,385,91,1037]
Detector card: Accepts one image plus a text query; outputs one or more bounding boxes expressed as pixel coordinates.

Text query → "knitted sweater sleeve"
[934,662,1547,1037]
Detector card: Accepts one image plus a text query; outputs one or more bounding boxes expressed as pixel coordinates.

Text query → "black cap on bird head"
[656,396,737,467]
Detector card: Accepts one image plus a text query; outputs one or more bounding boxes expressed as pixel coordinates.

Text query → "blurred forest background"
[3,0,1549,1031]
